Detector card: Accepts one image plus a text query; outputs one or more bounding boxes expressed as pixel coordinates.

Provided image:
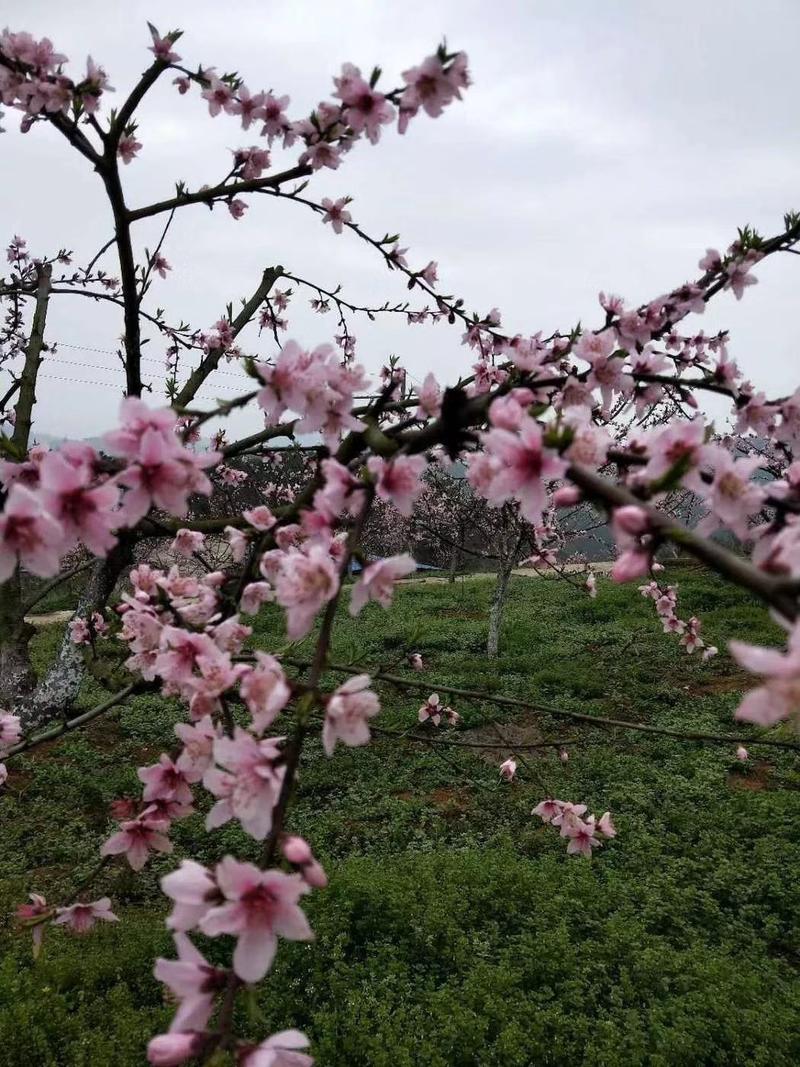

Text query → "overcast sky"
[3,0,799,442]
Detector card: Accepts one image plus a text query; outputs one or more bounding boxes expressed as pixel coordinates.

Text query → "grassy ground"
[1,569,799,1065]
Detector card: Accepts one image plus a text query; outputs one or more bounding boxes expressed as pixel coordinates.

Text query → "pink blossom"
[699,446,764,539]
[240,652,291,732]
[472,416,567,526]
[611,506,653,582]
[172,529,205,557]
[553,486,582,508]
[240,1030,313,1067]
[409,652,424,671]
[233,146,271,180]
[273,542,340,640]
[53,897,117,934]
[419,261,438,287]
[0,483,65,579]
[400,53,459,126]
[260,93,292,143]
[367,454,426,517]
[101,814,173,871]
[282,835,328,889]
[301,141,341,171]
[161,859,219,932]
[699,248,722,273]
[0,712,22,754]
[147,1032,205,1066]
[38,449,119,556]
[201,75,235,116]
[415,372,442,419]
[597,811,616,838]
[204,728,285,840]
[335,64,395,143]
[154,933,226,1034]
[418,692,442,726]
[565,815,602,857]
[500,757,517,782]
[243,505,276,531]
[322,674,380,755]
[350,553,416,615]
[231,87,266,129]
[118,135,142,164]
[148,27,181,63]
[228,198,248,219]
[16,892,51,955]
[724,259,758,300]
[736,745,749,762]
[642,419,706,488]
[730,627,800,726]
[320,197,352,234]
[199,857,313,983]
[152,254,171,278]
[532,798,564,823]
[240,581,274,615]
[226,525,249,562]
[175,716,218,776]
[139,753,199,806]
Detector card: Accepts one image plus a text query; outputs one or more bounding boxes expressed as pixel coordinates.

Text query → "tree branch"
[127,165,312,223]
[174,266,283,408]
[11,263,52,453]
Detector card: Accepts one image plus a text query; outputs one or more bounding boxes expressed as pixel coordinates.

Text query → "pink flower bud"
[613,505,650,536]
[553,485,582,507]
[500,757,517,782]
[147,1032,204,1065]
[282,835,312,865]
[611,549,651,583]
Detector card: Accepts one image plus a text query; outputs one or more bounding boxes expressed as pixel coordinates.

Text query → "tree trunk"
[448,544,460,583]
[0,571,38,713]
[24,541,133,731]
[486,563,512,658]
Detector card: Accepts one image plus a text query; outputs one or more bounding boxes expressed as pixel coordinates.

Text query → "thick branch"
[127,165,312,223]
[11,263,52,453]
[5,682,142,761]
[174,266,283,408]
[567,462,799,621]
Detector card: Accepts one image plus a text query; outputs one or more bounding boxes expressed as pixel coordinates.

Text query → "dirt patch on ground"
[727,759,774,791]
[460,713,545,765]
[24,609,72,627]
[686,674,749,697]
[428,786,471,814]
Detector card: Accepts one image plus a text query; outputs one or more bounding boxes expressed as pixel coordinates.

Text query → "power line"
[53,340,254,381]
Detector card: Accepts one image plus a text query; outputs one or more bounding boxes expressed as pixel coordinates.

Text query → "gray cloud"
[2,0,799,440]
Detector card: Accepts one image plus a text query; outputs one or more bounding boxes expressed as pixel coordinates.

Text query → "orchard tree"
[2,23,800,1066]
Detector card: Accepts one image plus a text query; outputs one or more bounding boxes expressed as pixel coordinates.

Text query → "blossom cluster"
[0,398,217,581]
[532,799,617,857]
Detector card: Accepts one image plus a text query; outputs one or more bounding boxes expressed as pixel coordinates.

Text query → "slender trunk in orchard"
[486,561,513,658]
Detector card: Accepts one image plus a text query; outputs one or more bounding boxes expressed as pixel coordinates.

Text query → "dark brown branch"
[566,462,799,621]
[281,658,800,752]
[108,59,169,142]
[11,263,52,453]
[174,266,283,408]
[20,559,95,616]
[127,165,312,223]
